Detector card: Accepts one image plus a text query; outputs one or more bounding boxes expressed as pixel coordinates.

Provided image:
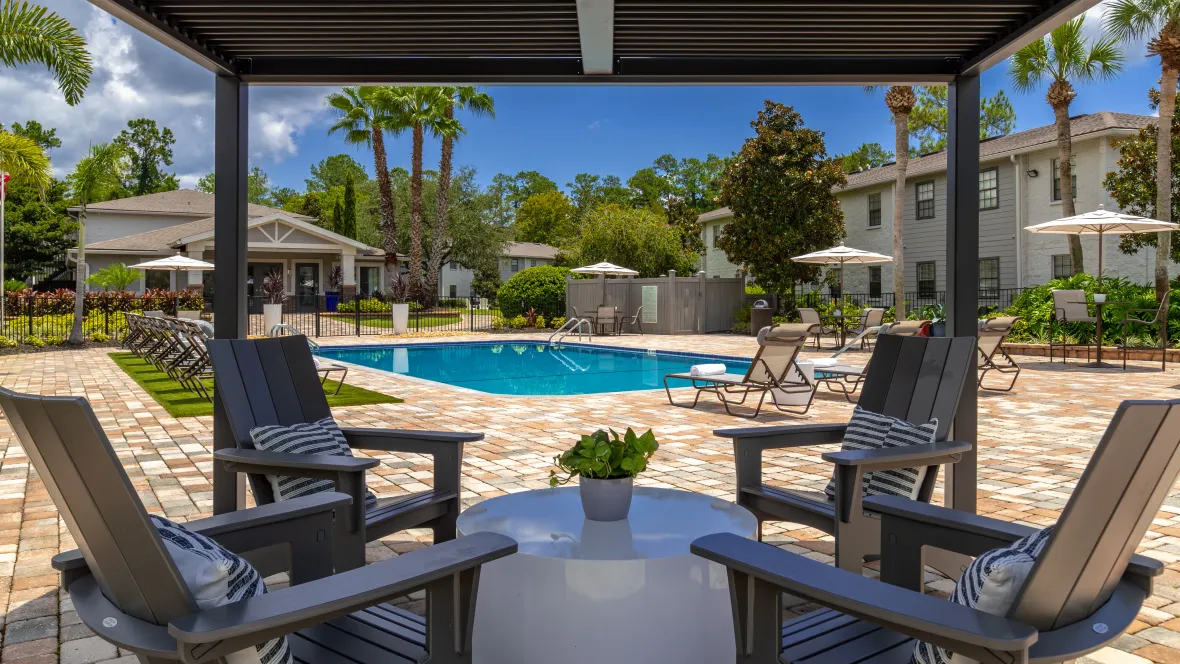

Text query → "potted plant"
[920,303,947,337]
[325,266,343,312]
[388,270,411,334]
[261,269,287,333]
[549,428,659,521]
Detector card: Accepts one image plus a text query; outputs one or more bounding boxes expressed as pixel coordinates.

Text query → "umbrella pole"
[1097,231,1104,291]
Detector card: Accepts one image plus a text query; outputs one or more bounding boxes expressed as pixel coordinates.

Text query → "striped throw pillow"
[152,515,292,664]
[250,418,378,511]
[823,407,937,501]
[913,527,1054,664]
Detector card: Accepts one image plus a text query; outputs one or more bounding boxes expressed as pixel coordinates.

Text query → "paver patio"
[2,333,1179,663]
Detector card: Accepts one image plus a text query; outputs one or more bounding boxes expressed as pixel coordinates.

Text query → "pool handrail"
[549,317,594,345]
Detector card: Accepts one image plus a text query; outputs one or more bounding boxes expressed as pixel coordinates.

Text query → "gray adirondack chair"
[693,396,1175,664]
[717,334,975,572]
[0,387,516,664]
[207,335,480,571]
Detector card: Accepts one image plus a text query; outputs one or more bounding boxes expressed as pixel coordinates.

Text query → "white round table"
[457,486,757,664]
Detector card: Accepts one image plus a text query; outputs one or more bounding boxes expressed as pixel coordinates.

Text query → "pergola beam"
[575,0,615,75]
[89,0,237,75]
[959,0,1102,76]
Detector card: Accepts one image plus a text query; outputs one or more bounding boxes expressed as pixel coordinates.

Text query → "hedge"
[496,265,569,319]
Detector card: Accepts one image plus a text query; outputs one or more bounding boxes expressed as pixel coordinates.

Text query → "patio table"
[1079,300,1128,369]
[457,486,757,664]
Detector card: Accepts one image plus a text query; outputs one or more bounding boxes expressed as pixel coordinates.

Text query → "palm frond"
[1082,35,1126,81]
[1105,0,1173,41]
[0,130,50,190]
[1010,37,1050,92]
[68,141,127,206]
[0,0,92,105]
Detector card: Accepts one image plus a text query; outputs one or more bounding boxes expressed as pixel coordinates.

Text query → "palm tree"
[1106,0,1180,300]
[374,87,456,302]
[1011,16,1123,278]
[427,87,495,297]
[0,0,92,105]
[0,130,51,190]
[66,142,126,344]
[866,85,917,318]
[327,87,404,290]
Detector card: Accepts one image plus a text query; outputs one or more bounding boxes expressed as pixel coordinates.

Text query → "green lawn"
[109,352,402,418]
[325,313,463,328]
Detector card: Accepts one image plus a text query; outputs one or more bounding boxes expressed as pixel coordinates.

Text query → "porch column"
[213,75,249,514]
[945,73,980,513]
[340,250,356,299]
[187,245,205,290]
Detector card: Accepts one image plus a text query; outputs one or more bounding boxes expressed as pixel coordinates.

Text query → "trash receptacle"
[751,299,773,336]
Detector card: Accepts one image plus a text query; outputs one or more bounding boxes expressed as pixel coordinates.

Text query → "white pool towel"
[690,363,727,377]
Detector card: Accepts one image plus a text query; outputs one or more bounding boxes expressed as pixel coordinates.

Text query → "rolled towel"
[689,363,727,377]
[810,358,839,368]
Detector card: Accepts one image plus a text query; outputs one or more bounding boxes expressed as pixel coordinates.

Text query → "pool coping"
[314,340,758,398]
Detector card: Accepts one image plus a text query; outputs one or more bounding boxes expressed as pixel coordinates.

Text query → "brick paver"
[1,333,1178,663]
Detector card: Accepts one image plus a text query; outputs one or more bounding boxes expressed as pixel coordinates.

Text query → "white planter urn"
[263,303,283,334]
[391,303,410,334]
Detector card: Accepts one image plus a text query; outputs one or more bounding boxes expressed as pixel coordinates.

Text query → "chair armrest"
[716,423,847,450]
[215,448,379,473]
[691,533,1038,660]
[168,532,518,660]
[822,440,971,472]
[339,427,483,454]
[69,575,178,659]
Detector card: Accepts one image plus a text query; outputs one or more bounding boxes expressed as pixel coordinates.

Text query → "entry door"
[247,262,283,312]
[294,263,320,311]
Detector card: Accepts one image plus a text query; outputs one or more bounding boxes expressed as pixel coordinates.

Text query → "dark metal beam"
[89,0,236,74]
[213,75,248,515]
[959,0,1101,76]
[945,73,980,514]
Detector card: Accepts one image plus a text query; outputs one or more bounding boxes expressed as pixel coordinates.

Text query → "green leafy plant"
[0,336,16,348]
[89,331,109,343]
[336,297,392,313]
[549,315,566,329]
[22,335,45,348]
[4,279,26,292]
[509,314,527,329]
[916,303,946,324]
[497,265,568,319]
[549,428,660,487]
[86,263,140,291]
[535,314,546,329]
[44,334,64,345]
[491,315,505,329]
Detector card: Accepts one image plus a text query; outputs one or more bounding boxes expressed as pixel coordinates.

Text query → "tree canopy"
[907,87,1017,155]
[114,118,179,196]
[838,142,894,173]
[717,101,846,295]
[1,176,75,280]
[572,204,699,278]
[196,166,278,206]
[513,190,577,247]
[306,153,369,192]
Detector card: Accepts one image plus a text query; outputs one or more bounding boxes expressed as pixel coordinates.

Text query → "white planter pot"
[263,303,283,334]
[177,310,200,320]
[1094,293,1107,303]
[579,476,634,521]
[391,303,410,334]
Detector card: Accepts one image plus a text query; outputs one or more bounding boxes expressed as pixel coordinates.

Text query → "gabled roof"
[71,189,309,219]
[87,213,382,255]
[842,112,1155,192]
[503,242,560,259]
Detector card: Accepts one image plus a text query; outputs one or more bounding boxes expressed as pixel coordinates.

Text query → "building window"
[979,257,1000,297]
[510,258,520,273]
[979,168,999,210]
[867,192,882,227]
[530,259,538,268]
[916,181,935,219]
[1052,254,1073,279]
[868,266,882,298]
[145,270,170,290]
[1051,157,1077,202]
[450,261,457,270]
[917,261,936,296]
[712,224,721,248]
[449,284,457,298]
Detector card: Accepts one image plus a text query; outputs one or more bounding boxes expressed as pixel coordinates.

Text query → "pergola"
[89,0,1101,515]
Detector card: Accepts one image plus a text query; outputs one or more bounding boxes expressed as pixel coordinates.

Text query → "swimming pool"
[316,342,752,396]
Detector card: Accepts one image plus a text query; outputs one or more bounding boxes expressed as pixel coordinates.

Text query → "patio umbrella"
[570,261,640,307]
[128,253,216,271]
[1023,204,1179,287]
[791,243,892,307]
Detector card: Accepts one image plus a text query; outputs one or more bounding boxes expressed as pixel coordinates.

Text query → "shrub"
[491,315,505,329]
[1006,274,1169,345]
[535,315,546,329]
[22,335,45,348]
[550,315,566,329]
[45,335,65,346]
[90,332,110,343]
[731,305,751,334]
[0,336,16,348]
[337,298,393,314]
[497,265,568,319]
[4,279,26,292]
[437,297,468,308]
[509,315,528,329]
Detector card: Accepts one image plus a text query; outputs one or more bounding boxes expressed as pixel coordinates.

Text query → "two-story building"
[699,112,1173,299]
[438,242,560,298]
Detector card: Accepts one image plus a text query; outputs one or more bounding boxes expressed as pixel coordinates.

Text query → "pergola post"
[212,74,249,514]
[945,73,980,513]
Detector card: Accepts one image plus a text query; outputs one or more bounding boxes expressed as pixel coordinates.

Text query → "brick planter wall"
[1003,342,1179,362]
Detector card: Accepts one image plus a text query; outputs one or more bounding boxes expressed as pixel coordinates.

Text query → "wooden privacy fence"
[565,270,745,334]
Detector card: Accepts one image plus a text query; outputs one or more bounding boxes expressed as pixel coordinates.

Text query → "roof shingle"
[73,189,305,219]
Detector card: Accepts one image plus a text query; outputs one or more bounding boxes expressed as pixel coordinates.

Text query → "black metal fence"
[231,294,509,337]
[783,288,1028,314]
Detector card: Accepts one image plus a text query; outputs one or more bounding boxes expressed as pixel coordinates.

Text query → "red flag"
[1,173,9,197]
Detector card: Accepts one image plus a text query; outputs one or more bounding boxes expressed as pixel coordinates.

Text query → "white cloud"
[587,119,605,130]
[0,1,331,180]
[1083,0,1150,62]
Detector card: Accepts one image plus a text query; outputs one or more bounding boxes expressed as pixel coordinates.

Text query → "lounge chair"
[207,335,481,571]
[1050,288,1097,364]
[694,396,1175,664]
[664,323,817,419]
[849,307,886,349]
[798,307,837,349]
[716,333,975,572]
[0,388,515,664]
[813,319,932,401]
[978,316,1022,391]
[1122,293,1169,371]
[623,306,644,334]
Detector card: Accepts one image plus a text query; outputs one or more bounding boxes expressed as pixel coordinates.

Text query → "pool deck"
[3,332,1180,663]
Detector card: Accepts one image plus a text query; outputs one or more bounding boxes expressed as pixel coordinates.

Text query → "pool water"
[316,342,752,396]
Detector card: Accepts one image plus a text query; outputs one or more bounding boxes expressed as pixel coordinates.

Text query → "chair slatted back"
[1052,289,1092,321]
[1012,399,1180,630]
[797,308,822,326]
[883,320,930,337]
[856,334,975,441]
[0,389,194,625]
[745,324,811,384]
[978,316,1019,359]
[862,308,885,328]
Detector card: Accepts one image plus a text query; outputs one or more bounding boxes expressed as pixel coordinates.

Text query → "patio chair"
[848,307,886,349]
[1050,288,1097,364]
[270,322,350,394]
[663,323,818,419]
[797,307,838,349]
[623,306,644,334]
[978,316,1022,391]
[812,319,932,402]
[207,335,481,571]
[716,333,974,572]
[595,305,618,335]
[694,396,1175,664]
[0,388,515,664]
[1122,293,1169,371]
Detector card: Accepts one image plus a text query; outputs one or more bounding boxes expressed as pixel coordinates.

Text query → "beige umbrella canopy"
[128,253,216,271]
[1024,205,1179,284]
[571,262,640,307]
[792,243,892,302]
